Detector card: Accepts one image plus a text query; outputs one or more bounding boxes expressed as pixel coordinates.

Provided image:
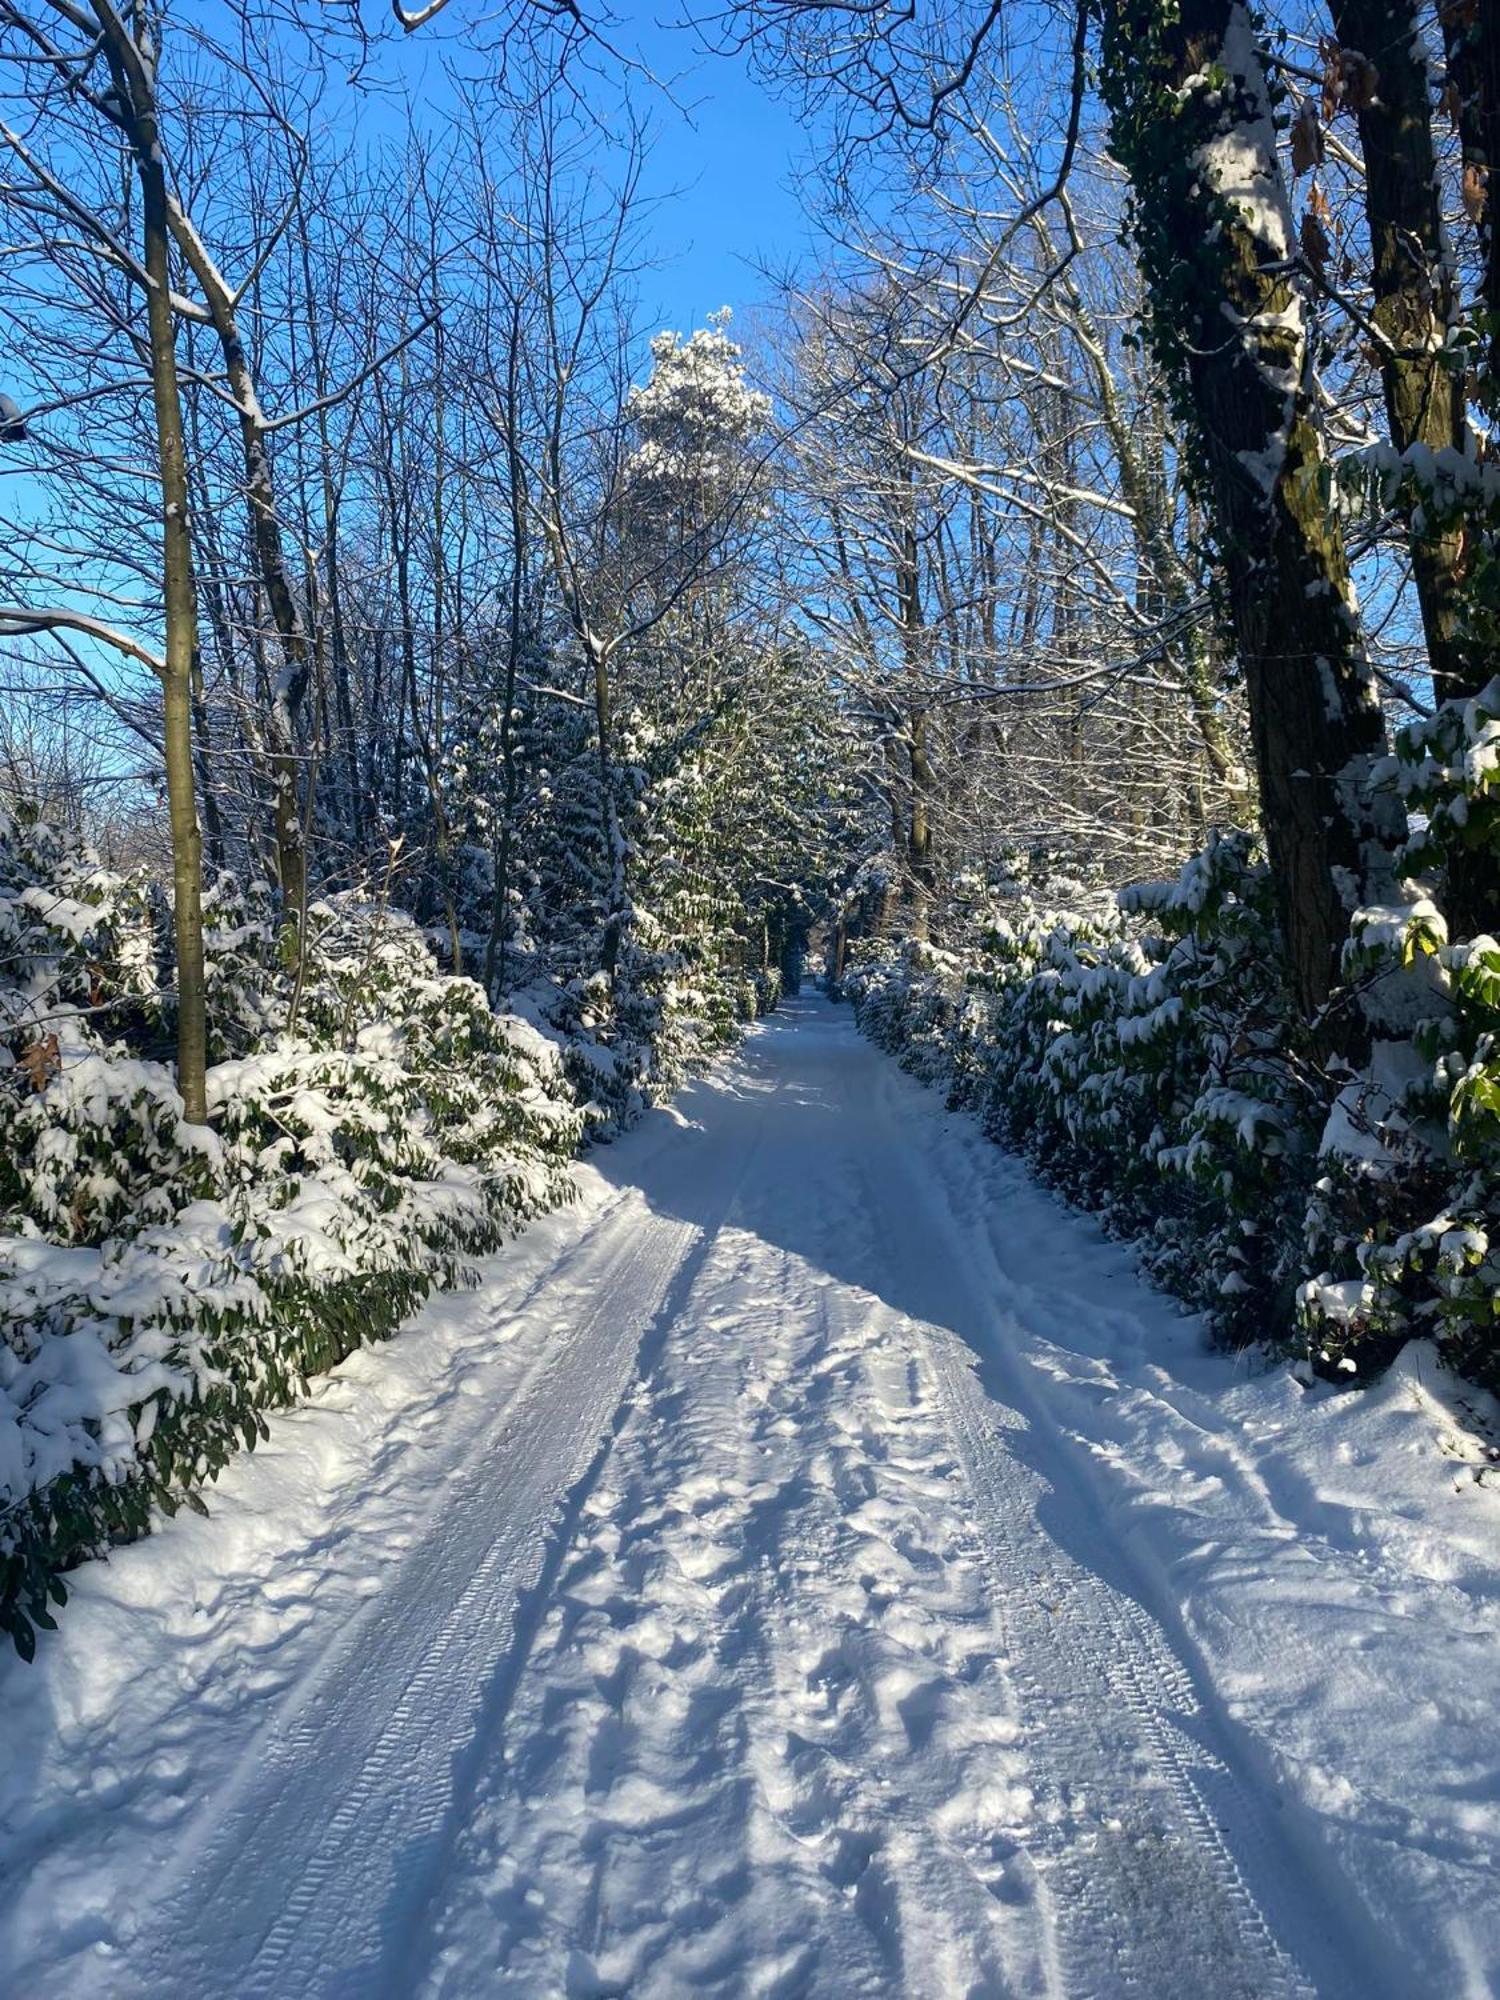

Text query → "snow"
[1,998,1498,1995]
[1187,3,1305,503]
[1317,1035,1431,1167]
[1191,2,1292,258]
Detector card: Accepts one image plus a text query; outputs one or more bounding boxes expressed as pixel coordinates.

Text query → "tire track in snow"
[741,1263,1056,2000]
[417,1051,1058,1999]
[394,1089,784,1998]
[856,1059,1390,2000]
[116,1185,709,2000]
[410,1101,909,1999]
[915,1319,1306,2000]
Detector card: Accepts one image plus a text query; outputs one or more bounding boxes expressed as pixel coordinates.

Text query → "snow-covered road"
[4,996,1498,1997]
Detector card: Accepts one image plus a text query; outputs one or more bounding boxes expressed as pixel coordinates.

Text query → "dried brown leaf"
[1343,53,1379,113]
[17,1034,60,1093]
[1301,210,1333,276]
[1319,40,1341,123]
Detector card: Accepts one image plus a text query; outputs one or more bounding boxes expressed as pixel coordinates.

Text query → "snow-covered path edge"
[0,1083,709,1987]
[878,1015,1500,1995]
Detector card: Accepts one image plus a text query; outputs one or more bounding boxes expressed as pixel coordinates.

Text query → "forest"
[1,0,1498,1675]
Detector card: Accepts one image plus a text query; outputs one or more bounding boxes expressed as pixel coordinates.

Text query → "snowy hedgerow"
[1299,683,1500,1381]
[0,823,585,1658]
[849,793,1500,1385]
[847,834,1325,1347]
[1121,834,1318,1326]
[751,966,783,1016]
[846,936,970,1094]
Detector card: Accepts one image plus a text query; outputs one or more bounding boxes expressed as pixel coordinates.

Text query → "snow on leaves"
[0,810,585,1657]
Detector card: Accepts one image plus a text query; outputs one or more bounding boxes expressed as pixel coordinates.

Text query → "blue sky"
[610,14,819,336]
[387,0,821,342]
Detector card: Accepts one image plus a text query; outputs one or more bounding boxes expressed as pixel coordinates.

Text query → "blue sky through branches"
[381,0,818,340]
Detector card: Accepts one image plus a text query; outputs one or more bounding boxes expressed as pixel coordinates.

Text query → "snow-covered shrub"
[1121,835,1319,1325]
[852,794,1500,1386]
[0,800,168,1067]
[521,971,649,1138]
[1300,682,1500,1382]
[0,823,584,1659]
[625,705,792,1088]
[845,936,968,1092]
[201,871,283,1056]
[751,965,783,1016]
[847,834,1325,1346]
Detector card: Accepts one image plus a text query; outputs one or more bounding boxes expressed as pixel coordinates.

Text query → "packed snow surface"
[2,997,1498,1997]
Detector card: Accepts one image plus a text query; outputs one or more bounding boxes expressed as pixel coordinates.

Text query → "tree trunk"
[588,634,628,979]
[1099,0,1402,1020]
[895,492,935,938]
[296,212,363,855]
[166,206,311,964]
[485,302,530,1003]
[1329,0,1498,940]
[97,20,209,1121]
[1440,0,1500,392]
[908,704,935,939]
[1330,0,1473,699]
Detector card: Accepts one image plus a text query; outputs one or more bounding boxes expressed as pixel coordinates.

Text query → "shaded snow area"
[2,997,1499,1998]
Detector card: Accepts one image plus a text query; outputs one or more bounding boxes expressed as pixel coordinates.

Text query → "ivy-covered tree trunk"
[1098,0,1401,1020]
[1055,248,1244,800]
[1327,0,1497,942]
[1329,0,1472,699]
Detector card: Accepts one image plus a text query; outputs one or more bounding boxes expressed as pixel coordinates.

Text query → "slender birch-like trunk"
[94,5,209,1119]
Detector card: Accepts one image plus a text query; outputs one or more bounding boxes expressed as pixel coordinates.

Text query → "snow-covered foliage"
[849,775,1500,1388]
[1298,681,1500,1379]
[844,835,1332,1349]
[623,311,771,509]
[442,615,853,1135]
[0,800,167,1066]
[0,808,584,1659]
